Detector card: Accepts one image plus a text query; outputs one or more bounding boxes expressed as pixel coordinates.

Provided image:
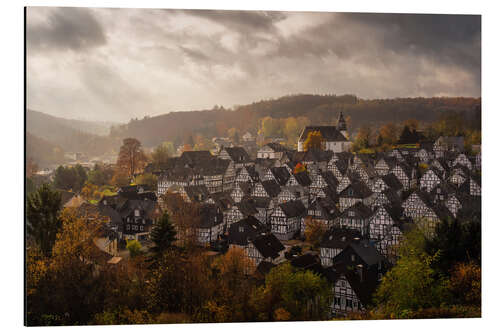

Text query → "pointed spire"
[337,111,347,131]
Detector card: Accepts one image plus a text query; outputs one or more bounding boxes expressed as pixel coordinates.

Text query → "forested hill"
[112,94,481,148]
[27,109,122,162]
[28,109,119,136]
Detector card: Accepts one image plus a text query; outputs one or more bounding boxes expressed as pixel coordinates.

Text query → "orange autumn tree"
[115,138,148,182]
[294,162,306,174]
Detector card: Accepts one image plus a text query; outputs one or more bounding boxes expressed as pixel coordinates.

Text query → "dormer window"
[351,254,356,262]
[239,226,244,233]
[348,211,355,217]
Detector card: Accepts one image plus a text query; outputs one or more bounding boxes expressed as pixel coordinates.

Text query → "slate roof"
[279,200,306,218]
[340,202,373,219]
[209,191,234,210]
[302,149,334,163]
[290,253,323,274]
[382,173,403,191]
[310,196,339,220]
[223,147,251,163]
[252,233,285,260]
[183,185,210,202]
[339,181,373,199]
[237,199,259,216]
[291,171,312,187]
[270,167,291,186]
[299,126,348,142]
[320,227,362,249]
[349,240,385,266]
[261,180,281,197]
[321,171,339,189]
[228,216,267,246]
[264,142,289,152]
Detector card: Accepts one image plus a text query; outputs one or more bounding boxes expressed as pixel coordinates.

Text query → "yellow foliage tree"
[303,131,325,151]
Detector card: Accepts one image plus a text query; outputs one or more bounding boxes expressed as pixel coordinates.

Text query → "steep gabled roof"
[270,166,291,186]
[382,173,403,191]
[320,227,362,249]
[261,180,281,197]
[339,181,373,199]
[292,171,312,187]
[183,185,210,202]
[340,202,373,219]
[279,200,306,218]
[223,146,251,163]
[349,240,385,266]
[228,216,267,246]
[299,126,348,142]
[252,233,285,259]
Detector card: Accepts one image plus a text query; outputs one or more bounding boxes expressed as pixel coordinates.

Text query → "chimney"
[356,264,363,282]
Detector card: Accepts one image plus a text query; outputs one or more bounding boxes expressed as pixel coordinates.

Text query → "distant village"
[28,112,481,319]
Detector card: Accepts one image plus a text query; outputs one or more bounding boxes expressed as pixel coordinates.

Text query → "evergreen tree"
[150,212,177,256]
[26,184,62,256]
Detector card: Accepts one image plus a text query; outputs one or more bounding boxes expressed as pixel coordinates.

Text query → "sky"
[26,7,481,122]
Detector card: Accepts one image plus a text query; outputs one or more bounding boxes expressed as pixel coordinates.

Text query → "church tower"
[337,111,348,139]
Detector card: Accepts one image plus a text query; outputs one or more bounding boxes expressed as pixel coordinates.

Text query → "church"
[297,112,352,152]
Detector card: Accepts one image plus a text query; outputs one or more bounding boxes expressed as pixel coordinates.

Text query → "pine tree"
[150,212,177,256]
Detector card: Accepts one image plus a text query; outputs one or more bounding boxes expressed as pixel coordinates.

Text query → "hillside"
[27,109,122,159]
[28,109,118,136]
[111,94,481,148]
[26,132,65,168]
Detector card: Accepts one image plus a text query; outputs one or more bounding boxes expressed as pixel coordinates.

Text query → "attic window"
[351,254,356,262]
[134,209,140,217]
[239,227,244,233]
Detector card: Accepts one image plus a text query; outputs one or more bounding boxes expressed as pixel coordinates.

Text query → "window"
[351,254,356,262]
[348,211,354,217]
[347,299,353,308]
[140,226,143,231]
[341,281,346,288]
[134,209,140,217]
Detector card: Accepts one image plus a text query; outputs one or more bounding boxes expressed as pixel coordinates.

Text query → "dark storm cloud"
[26,8,481,122]
[27,7,107,52]
[342,13,481,70]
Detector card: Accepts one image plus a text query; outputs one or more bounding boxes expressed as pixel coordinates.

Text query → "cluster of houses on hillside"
[74,117,480,317]
[135,121,479,317]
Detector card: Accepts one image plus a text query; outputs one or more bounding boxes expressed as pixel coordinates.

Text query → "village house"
[297,113,352,152]
[270,200,306,240]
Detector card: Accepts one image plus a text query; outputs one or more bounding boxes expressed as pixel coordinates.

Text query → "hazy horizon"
[26,8,481,123]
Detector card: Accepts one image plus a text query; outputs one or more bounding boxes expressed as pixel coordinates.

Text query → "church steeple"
[337,111,347,138]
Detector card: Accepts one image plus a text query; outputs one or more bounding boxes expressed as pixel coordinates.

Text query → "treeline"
[351,108,481,153]
[110,95,480,148]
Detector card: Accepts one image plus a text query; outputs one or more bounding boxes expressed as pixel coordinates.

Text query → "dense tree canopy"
[26,184,62,257]
[53,164,87,192]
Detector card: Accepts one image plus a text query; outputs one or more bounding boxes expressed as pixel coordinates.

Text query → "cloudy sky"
[26,7,481,122]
